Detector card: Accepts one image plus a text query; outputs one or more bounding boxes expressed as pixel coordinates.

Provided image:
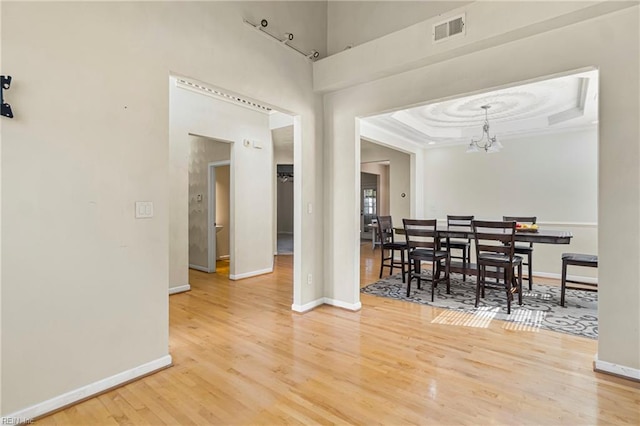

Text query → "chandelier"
[466,105,503,153]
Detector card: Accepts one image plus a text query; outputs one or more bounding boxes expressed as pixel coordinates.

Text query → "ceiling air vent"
[433,13,465,43]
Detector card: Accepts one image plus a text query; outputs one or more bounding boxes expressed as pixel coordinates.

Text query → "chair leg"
[560,259,567,307]
[400,249,406,283]
[379,248,385,279]
[445,257,451,294]
[406,258,413,297]
[516,263,523,305]
[462,246,467,282]
[527,252,533,290]
[389,249,394,276]
[430,260,436,302]
[475,266,483,307]
[505,267,512,315]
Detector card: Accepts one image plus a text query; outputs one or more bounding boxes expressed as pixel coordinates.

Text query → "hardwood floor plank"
[34,251,640,425]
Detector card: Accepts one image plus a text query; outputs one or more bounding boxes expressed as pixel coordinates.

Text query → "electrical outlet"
[307,273,312,286]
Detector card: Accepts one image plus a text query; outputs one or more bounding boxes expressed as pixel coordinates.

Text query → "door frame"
[208,160,231,272]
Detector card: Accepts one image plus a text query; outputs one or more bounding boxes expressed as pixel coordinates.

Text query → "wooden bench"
[561,253,598,307]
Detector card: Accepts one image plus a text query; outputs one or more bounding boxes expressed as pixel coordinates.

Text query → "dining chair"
[376,216,408,283]
[503,216,536,290]
[402,219,450,301]
[472,220,523,314]
[441,215,474,282]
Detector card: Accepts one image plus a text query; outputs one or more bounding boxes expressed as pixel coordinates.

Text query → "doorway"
[276,164,294,255]
[360,172,378,241]
[208,161,231,272]
[187,136,231,274]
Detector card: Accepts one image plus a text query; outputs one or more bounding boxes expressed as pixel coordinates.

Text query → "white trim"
[229,267,273,280]
[292,115,303,312]
[324,298,362,311]
[169,284,191,295]
[176,78,273,114]
[534,272,598,285]
[5,355,172,422]
[536,221,598,228]
[594,358,640,381]
[291,298,325,313]
[217,255,230,260]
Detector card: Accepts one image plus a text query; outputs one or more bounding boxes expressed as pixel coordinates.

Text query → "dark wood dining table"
[394,225,573,277]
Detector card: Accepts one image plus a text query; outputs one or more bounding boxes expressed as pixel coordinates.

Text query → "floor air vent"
[433,14,465,43]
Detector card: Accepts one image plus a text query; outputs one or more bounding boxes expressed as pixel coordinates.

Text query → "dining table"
[394,225,573,278]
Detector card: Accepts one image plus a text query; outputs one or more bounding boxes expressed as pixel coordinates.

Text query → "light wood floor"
[39,246,639,425]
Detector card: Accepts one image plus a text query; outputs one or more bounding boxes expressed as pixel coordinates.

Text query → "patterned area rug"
[361,272,598,339]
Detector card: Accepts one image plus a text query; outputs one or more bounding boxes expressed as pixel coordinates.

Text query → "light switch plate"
[135,201,154,218]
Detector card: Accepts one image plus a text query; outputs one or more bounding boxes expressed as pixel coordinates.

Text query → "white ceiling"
[362,70,599,149]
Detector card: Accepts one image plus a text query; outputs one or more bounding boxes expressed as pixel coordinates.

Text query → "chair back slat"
[376,215,395,244]
[447,215,474,227]
[503,216,536,248]
[472,220,517,261]
[403,219,439,250]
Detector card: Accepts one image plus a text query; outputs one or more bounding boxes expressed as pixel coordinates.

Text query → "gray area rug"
[361,272,598,339]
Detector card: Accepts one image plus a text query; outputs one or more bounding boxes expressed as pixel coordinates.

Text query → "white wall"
[424,129,598,277]
[1,1,325,416]
[170,79,275,282]
[320,4,639,374]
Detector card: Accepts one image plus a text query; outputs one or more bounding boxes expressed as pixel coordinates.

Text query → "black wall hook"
[1,75,13,118]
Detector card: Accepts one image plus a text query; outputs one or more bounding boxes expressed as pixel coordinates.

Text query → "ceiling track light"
[242,18,320,62]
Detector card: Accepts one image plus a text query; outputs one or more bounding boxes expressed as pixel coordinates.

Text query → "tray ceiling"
[362,70,598,148]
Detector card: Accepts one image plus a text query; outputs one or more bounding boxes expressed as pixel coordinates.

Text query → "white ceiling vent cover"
[433,13,465,43]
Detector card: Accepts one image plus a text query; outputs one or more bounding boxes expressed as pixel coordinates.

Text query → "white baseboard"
[217,255,230,260]
[534,271,598,285]
[292,298,325,313]
[323,298,362,311]
[229,267,273,280]
[169,284,191,295]
[594,357,640,381]
[291,298,362,313]
[5,355,172,422]
[189,264,211,273]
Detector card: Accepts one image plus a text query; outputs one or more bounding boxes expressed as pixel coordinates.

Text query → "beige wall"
[424,129,598,277]
[188,138,230,268]
[1,1,325,416]
[216,165,231,259]
[320,4,639,373]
